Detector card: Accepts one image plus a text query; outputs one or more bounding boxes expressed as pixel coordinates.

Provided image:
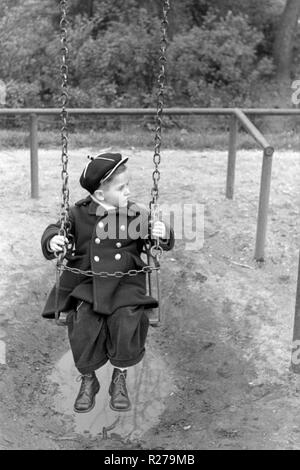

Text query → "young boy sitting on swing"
[41,153,174,413]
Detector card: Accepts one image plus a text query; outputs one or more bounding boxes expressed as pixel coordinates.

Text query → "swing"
[55,0,170,328]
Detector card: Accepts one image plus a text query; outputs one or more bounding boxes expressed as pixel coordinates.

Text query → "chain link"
[60,264,160,278]
[150,0,170,251]
[58,0,70,259]
[151,0,170,205]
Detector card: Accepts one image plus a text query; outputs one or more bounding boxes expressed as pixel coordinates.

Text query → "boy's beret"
[79,153,128,194]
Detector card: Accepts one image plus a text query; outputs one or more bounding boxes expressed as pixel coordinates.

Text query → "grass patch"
[0,127,299,151]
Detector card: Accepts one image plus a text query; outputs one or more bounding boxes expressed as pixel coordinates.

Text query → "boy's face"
[97,168,131,208]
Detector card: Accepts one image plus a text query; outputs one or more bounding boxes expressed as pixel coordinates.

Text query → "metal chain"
[55,0,169,286]
[58,0,71,258]
[55,0,71,325]
[60,264,160,278]
[151,0,170,206]
[150,0,170,253]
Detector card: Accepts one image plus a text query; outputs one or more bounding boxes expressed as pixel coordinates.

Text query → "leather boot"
[109,368,131,412]
[74,372,100,413]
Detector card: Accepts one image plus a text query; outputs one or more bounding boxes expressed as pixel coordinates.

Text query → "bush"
[0,3,279,133]
[6,80,42,108]
[167,12,274,107]
[67,10,162,107]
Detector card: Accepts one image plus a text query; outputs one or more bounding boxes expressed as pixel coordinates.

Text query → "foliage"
[6,80,41,107]
[0,1,59,106]
[0,0,293,116]
[67,11,162,107]
[167,12,274,107]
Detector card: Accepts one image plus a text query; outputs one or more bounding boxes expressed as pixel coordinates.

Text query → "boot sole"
[108,374,131,412]
[73,383,100,414]
[108,386,131,412]
[109,401,132,412]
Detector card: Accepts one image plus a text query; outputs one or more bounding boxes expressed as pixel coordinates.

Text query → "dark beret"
[79,153,128,193]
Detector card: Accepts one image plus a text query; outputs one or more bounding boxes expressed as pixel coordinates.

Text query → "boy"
[41,153,174,413]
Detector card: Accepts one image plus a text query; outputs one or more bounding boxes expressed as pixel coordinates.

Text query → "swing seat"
[142,248,161,327]
[55,310,69,326]
[55,249,161,328]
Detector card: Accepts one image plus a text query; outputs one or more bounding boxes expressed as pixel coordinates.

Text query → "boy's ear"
[94,189,105,201]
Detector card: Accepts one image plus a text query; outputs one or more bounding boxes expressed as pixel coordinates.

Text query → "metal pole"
[254,148,274,261]
[291,250,300,373]
[1,107,300,116]
[234,108,273,152]
[30,113,39,198]
[226,115,238,199]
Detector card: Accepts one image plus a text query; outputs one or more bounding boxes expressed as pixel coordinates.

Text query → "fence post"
[291,250,300,373]
[254,147,274,261]
[226,114,238,199]
[30,113,39,198]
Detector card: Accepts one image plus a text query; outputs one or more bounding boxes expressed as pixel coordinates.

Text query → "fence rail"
[0,107,297,261]
[0,107,299,115]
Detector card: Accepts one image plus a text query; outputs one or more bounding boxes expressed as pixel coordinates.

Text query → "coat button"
[115,253,121,260]
[116,242,122,248]
[120,224,126,231]
[94,256,100,262]
[95,238,100,244]
[98,221,104,228]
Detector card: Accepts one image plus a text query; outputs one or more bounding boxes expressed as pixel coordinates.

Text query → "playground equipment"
[0,3,299,373]
[0,105,279,261]
[53,0,171,327]
[292,252,300,373]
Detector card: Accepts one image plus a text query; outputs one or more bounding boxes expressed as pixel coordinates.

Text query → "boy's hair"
[100,163,127,187]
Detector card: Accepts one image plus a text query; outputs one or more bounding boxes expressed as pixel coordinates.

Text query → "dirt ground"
[0,146,299,450]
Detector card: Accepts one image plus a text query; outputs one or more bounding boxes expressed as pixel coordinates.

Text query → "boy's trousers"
[66,301,149,374]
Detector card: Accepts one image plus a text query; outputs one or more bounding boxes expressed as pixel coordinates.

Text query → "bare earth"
[0,146,299,450]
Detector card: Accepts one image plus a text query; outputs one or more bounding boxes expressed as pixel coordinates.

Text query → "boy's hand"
[49,235,69,253]
[151,221,167,239]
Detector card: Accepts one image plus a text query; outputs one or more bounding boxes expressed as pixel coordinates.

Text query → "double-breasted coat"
[41,196,174,318]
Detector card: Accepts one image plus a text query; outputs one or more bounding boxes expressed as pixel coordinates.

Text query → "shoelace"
[113,372,127,396]
[76,374,95,395]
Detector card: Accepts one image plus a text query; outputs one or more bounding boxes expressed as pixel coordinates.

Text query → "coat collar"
[88,199,141,217]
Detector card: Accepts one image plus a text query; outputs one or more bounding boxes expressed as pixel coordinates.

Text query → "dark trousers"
[66,301,149,374]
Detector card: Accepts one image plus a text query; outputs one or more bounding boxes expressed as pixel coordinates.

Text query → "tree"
[167,12,273,107]
[273,0,300,81]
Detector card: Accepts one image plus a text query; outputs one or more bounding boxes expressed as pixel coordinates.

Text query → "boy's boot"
[109,368,131,412]
[74,371,100,413]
